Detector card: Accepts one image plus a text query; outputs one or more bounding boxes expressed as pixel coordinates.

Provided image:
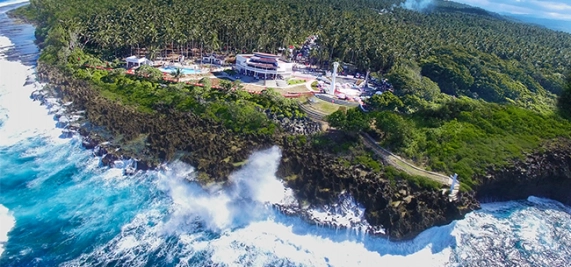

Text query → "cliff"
[34,63,480,240]
[476,139,571,205]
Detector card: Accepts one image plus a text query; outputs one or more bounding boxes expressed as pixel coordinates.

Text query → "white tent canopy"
[126,56,153,68]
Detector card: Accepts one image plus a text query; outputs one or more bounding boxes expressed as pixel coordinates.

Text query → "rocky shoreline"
[31,63,482,240]
[31,61,571,238]
[476,139,571,206]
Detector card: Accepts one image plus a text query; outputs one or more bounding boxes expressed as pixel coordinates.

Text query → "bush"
[311,81,318,90]
[372,97,571,185]
[287,79,306,85]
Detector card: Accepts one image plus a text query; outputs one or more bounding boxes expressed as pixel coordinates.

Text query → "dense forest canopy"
[20,0,571,112]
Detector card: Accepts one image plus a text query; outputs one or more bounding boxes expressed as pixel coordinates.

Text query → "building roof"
[247,62,277,69]
[126,56,148,63]
[251,56,277,64]
[253,52,279,58]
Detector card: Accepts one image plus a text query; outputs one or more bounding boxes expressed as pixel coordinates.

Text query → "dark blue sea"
[0,1,570,266]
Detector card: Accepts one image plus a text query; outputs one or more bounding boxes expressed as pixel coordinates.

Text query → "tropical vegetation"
[13,0,571,112]
[12,0,571,189]
[328,92,571,189]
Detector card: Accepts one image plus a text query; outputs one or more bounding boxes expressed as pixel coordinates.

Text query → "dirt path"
[299,103,455,187]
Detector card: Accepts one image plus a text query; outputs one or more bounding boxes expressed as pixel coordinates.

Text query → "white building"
[235,52,294,79]
[202,53,227,65]
[126,56,153,69]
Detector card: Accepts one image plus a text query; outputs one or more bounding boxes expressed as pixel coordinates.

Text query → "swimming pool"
[158,66,202,75]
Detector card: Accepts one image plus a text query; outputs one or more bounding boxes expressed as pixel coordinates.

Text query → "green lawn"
[287,79,306,85]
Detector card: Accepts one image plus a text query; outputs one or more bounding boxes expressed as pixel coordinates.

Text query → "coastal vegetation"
[13,0,571,189]
[14,0,571,113]
[12,0,571,240]
[328,92,571,189]
[558,72,571,119]
[70,52,303,135]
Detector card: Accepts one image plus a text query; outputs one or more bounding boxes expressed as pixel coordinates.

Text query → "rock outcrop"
[476,139,571,205]
[276,135,479,239]
[266,110,321,135]
[34,63,480,240]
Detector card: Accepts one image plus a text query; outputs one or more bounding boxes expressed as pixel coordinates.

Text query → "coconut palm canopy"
[24,0,571,109]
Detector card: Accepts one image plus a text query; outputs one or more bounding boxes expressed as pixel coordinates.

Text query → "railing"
[360,132,451,185]
[295,102,452,186]
[297,103,328,120]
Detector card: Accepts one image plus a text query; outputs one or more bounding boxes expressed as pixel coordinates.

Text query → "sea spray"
[0,205,15,255]
[60,147,456,267]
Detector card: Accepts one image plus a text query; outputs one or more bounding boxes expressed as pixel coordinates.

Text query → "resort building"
[125,56,153,69]
[234,52,294,80]
[202,53,228,65]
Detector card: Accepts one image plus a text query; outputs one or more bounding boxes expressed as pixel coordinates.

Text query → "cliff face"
[37,64,271,181]
[476,139,571,205]
[277,138,479,239]
[36,63,480,240]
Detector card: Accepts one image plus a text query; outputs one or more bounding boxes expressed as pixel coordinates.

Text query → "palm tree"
[232,80,243,91]
[219,80,233,92]
[170,67,184,82]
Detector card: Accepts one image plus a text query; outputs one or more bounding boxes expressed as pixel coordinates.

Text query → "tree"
[199,77,211,90]
[375,111,414,148]
[232,79,243,90]
[558,72,571,119]
[135,65,163,81]
[327,109,348,129]
[219,80,233,91]
[366,92,404,112]
[170,67,184,82]
[326,108,370,133]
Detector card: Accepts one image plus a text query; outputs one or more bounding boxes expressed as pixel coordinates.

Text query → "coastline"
[6,2,571,241]
[31,62,480,240]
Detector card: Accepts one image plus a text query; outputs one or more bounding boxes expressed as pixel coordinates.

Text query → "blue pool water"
[158,66,202,75]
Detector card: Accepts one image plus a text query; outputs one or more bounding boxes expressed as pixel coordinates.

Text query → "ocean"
[0,1,570,266]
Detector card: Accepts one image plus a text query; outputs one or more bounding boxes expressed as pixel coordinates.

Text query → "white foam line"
[0,204,16,255]
[0,0,29,9]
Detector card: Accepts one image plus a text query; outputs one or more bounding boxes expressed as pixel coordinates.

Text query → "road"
[298,103,455,188]
[360,133,451,185]
[314,94,360,107]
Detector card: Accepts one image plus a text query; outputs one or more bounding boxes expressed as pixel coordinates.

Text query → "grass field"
[298,96,343,114]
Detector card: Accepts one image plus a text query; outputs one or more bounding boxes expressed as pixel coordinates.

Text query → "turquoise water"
[1,1,571,266]
[158,66,202,75]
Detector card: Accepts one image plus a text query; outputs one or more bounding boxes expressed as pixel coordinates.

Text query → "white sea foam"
[1,12,569,266]
[0,0,29,9]
[0,205,15,255]
[63,147,454,266]
[449,198,571,266]
[0,59,64,147]
[0,36,13,59]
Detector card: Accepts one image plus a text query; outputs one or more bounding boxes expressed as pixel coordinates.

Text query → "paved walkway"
[298,103,461,200]
[314,94,360,107]
[360,132,450,185]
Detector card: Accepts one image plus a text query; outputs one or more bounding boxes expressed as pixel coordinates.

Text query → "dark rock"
[476,138,571,205]
[36,62,482,240]
[82,137,98,149]
[101,152,119,167]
